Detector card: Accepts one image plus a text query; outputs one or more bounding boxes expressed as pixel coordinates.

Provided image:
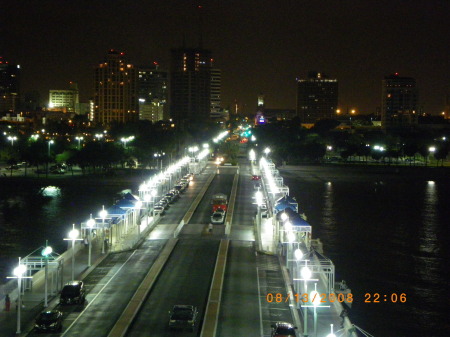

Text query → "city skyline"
[1,0,449,115]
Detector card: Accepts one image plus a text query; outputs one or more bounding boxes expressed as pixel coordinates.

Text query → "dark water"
[1,170,449,336]
[0,179,137,283]
[281,168,450,337]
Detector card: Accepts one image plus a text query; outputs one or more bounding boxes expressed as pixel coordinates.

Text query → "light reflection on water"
[282,175,449,337]
[0,180,134,283]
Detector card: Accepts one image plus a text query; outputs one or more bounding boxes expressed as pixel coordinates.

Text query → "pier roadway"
[12,160,296,337]
[26,240,167,337]
[125,239,220,337]
[182,168,235,236]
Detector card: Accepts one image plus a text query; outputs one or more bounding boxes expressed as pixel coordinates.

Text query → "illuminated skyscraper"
[49,82,79,113]
[138,63,168,122]
[210,68,221,116]
[0,56,20,113]
[170,47,212,125]
[296,72,338,124]
[381,73,418,129]
[93,50,138,125]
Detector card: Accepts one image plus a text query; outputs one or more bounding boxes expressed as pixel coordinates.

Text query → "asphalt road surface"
[125,239,220,337]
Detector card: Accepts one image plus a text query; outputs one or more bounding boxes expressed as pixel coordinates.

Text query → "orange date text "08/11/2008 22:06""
[266,292,407,304]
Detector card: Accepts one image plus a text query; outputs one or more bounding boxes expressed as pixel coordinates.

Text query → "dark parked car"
[60,280,85,305]
[271,322,297,337]
[34,310,63,332]
[168,305,198,331]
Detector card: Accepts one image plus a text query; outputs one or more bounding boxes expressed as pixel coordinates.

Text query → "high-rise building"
[170,47,212,125]
[93,50,138,125]
[138,63,168,122]
[49,82,79,113]
[381,73,418,129]
[0,57,20,113]
[296,71,338,124]
[210,68,221,116]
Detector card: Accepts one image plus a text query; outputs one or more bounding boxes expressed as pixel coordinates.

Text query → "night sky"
[1,0,449,115]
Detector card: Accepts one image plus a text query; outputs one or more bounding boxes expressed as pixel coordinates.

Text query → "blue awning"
[274,195,298,213]
[106,205,127,216]
[277,207,311,227]
[115,199,137,209]
[123,192,139,201]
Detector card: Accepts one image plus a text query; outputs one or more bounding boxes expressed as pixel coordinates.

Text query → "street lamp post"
[99,206,108,254]
[121,136,135,149]
[301,262,312,337]
[63,224,82,281]
[86,215,96,267]
[310,283,321,337]
[7,135,17,146]
[6,258,31,335]
[75,136,84,150]
[326,324,336,337]
[429,146,436,166]
[48,140,54,156]
[41,242,53,307]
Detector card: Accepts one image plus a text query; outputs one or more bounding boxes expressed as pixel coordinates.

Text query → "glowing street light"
[75,136,84,150]
[7,135,17,146]
[121,135,135,148]
[301,262,312,336]
[326,324,336,337]
[249,149,256,161]
[7,258,31,334]
[264,147,271,156]
[310,283,321,337]
[63,224,82,281]
[41,242,53,307]
[47,140,54,156]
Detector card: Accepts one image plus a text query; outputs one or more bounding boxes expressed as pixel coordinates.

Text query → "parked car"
[34,310,63,332]
[174,184,186,192]
[153,205,165,215]
[168,305,198,331]
[211,211,225,224]
[271,322,297,337]
[60,280,85,305]
[165,192,179,202]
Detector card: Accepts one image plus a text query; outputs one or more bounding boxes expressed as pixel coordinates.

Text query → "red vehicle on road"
[211,193,228,212]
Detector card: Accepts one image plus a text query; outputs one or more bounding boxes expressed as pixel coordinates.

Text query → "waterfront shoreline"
[0,170,153,189]
[278,163,450,182]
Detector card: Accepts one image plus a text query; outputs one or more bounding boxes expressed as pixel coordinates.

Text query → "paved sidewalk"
[1,240,108,337]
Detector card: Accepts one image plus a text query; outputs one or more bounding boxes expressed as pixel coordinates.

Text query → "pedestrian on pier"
[4,294,10,311]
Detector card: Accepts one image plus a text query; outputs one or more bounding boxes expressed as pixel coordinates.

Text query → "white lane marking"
[61,250,137,336]
[256,266,264,337]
